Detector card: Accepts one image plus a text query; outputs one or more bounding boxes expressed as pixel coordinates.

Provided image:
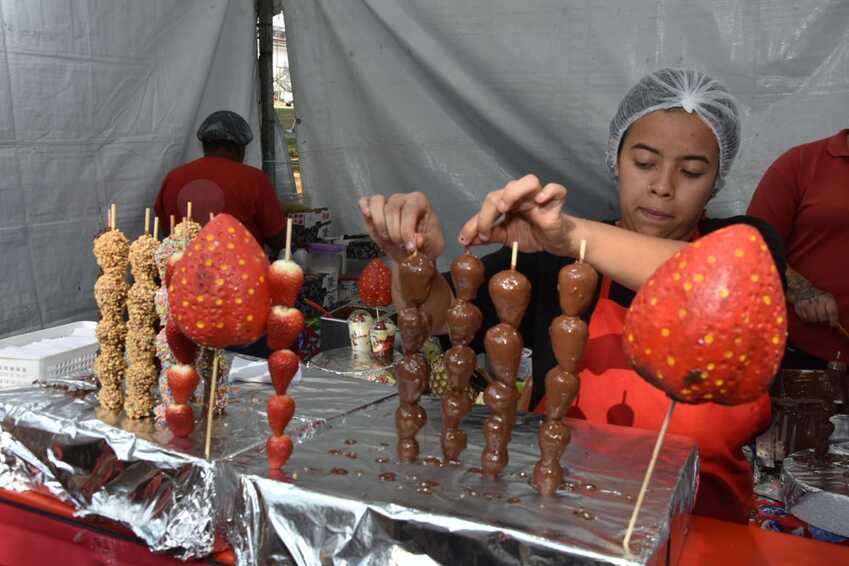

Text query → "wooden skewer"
[284,217,293,261]
[144,208,150,235]
[623,399,677,555]
[153,217,159,241]
[170,215,175,234]
[110,204,117,230]
[187,201,193,222]
[835,323,849,342]
[510,241,518,271]
[209,212,215,222]
[204,355,220,460]
[579,239,587,263]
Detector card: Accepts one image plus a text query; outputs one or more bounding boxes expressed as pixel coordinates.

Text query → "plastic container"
[0,321,98,388]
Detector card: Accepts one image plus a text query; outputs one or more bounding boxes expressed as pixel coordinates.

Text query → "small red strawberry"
[268,349,300,394]
[358,259,392,306]
[169,214,271,348]
[166,318,198,365]
[267,434,294,469]
[166,404,195,437]
[268,259,304,307]
[164,251,183,287]
[166,364,200,404]
[623,225,787,405]
[267,306,305,351]
[268,394,296,436]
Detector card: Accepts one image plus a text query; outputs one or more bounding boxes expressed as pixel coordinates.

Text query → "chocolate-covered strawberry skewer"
[482,242,530,479]
[265,218,304,469]
[441,249,484,462]
[396,251,436,462]
[533,240,597,495]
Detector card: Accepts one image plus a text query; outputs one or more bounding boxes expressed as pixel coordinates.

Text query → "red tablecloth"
[3,488,849,565]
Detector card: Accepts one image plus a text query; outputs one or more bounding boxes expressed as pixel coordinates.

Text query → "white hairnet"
[605,68,741,193]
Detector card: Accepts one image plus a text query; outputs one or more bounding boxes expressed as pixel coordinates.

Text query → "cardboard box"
[289,208,332,248]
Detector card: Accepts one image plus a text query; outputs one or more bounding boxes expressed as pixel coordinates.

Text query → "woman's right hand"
[358,192,445,263]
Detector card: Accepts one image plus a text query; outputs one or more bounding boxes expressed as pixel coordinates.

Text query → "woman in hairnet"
[359,68,785,523]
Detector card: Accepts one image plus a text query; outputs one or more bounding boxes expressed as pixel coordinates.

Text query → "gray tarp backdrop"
[2,0,849,337]
[0,0,262,338]
[285,0,849,269]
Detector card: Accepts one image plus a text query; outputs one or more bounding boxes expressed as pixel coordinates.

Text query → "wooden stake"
[204,355,220,460]
[510,241,518,271]
[209,212,215,223]
[153,217,159,241]
[144,208,150,235]
[623,399,677,555]
[579,239,587,263]
[110,204,117,230]
[187,201,193,222]
[170,215,175,234]
[835,323,849,342]
[284,217,293,261]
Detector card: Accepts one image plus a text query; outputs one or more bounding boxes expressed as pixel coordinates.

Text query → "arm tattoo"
[786,267,823,304]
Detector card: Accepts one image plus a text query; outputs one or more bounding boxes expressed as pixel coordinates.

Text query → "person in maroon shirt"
[748,130,849,367]
[154,110,285,259]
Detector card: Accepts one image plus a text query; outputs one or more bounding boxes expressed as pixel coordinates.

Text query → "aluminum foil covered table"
[228,397,698,566]
[782,449,849,537]
[0,369,395,560]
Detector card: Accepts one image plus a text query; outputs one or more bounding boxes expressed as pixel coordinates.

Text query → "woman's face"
[616,110,719,240]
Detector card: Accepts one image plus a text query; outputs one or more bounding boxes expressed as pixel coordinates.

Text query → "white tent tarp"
[0,0,260,337]
[284,0,849,267]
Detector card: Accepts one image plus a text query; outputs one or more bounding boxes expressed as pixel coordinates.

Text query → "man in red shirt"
[748,130,849,367]
[155,110,285,259]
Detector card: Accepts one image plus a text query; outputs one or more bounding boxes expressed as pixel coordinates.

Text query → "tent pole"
[257,0,276,188]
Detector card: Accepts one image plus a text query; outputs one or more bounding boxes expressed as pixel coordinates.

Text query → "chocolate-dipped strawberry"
[549,315,588,373]
[544,367,580,421]
[484,323,523,385]
[444,345,476,390]
[558,262,599,316]
[451,250,485,301]
[489,270,531,329]
[446,301,482,346]
[397,353,430,403]
[398,253,436,307]
[398,307,431,354]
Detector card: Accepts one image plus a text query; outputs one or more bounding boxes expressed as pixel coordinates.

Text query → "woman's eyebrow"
[631,142,710,164]
[630,142,660,155]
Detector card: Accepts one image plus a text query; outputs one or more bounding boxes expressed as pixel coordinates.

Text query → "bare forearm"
[390,262,454,335]
[785,266,821,304]
[569,217,687,291]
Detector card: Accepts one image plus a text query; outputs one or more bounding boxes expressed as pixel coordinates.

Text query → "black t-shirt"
[443,216,787,409]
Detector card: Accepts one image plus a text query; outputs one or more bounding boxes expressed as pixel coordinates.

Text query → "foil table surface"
[782,449,849,537]
[0,368,395,559]
[229,396,698,566]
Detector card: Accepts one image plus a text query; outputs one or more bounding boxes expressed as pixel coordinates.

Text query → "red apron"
[538,275,772,523]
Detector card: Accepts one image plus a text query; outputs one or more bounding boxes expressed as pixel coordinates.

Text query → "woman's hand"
[458,175,576,257]
[358,192,445,262]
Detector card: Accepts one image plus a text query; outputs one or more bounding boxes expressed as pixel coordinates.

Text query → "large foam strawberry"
[358,258,392,306]
[169,214,271,348]
[623,225,787,405]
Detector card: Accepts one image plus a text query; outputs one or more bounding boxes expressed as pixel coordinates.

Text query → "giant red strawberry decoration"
[358,259,392,306]
[169,214,271,348]
[623,225,787,405]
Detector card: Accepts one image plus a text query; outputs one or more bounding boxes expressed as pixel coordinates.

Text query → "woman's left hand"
[458,174,576,257]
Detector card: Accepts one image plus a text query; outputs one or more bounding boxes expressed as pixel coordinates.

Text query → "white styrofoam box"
[0,321,98,388]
